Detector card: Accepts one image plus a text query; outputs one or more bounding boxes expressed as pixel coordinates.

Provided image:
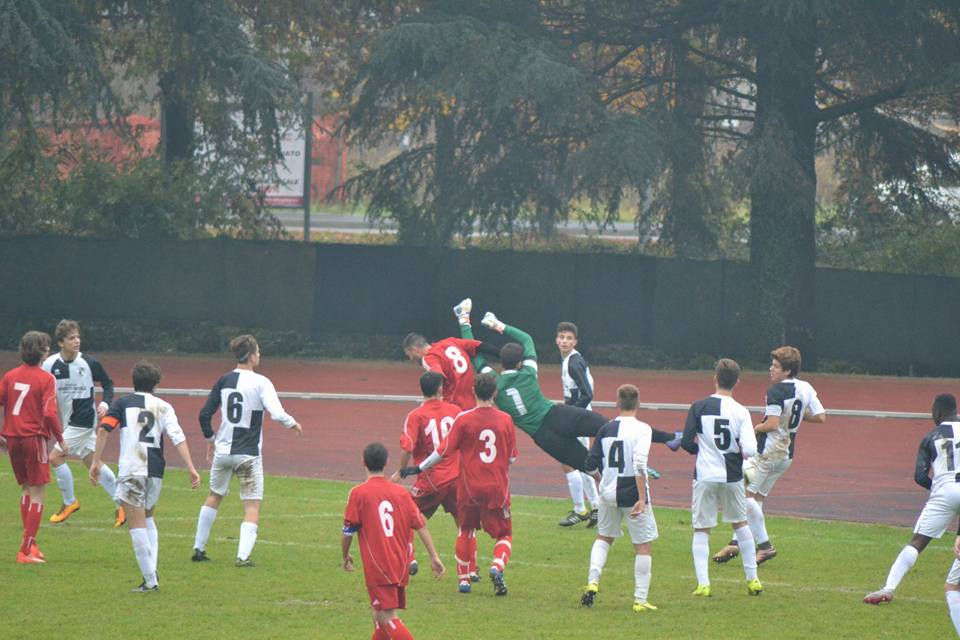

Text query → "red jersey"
[422,338,482,410]
[438,405,517,510]
[0,364,62,442]
[344,476,425,587]
[400,399,462,492]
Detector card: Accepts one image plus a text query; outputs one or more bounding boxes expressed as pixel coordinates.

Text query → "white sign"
[262,125,307,207]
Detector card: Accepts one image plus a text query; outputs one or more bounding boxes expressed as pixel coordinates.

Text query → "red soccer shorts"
[6,436,50,486]
[367,584,406,611]
[412,482,458,520]
[459,502,512,539]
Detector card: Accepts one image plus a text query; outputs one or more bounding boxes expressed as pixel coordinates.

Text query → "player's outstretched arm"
[805,411,826,424]
[391,451,413,483]
[415,524,445,578]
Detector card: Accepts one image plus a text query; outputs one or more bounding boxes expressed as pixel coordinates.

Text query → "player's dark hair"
[771,346,801,377]
[475,373,497,401]
[402,332,429,353]
[932,393,957,422]
[230,334,258,363]
[420,371,444,397]
[556,322,578,337]
[54,319,80,344]
[715,358,740,390]
[500,342,524,370]
[132,360,162,392]
[363,442,389,472]
[617,384,639,411]
[20,331,51,365]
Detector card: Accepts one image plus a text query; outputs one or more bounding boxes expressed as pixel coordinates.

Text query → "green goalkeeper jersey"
[466,324,554,436]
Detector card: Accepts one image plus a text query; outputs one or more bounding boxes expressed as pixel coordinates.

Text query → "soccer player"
[89,361,201,592]
[680,358,763,597]
[401,373,518,596]
[713,346,826,565]
[579,384,659,612]
[460,310,680,474]
[42,319,123,526]
[343,442,444,640]
[390,371,478,581]
[864,393,960,605]
[191,334,303,566]
[556,321,602,528]
[945,541,960,636]
[0,331,65,563]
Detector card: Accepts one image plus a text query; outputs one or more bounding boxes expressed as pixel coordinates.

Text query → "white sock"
[734,525,758,580]
[98,465,118,503]
[238,521,258,561]
[946,590,960,635]
[130,527,157,587]
[634,554,652,602]
[145,517,158,574]
[566,471,585,513]
[55,464,76,505]
[692,531,710,586]
[883,545,920,592]
[581,473,600,510]
[745,497,769,546]
[587,539,611,584]
[193,505,218,551]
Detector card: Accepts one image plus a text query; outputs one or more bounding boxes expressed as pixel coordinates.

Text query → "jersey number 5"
[713,418,732,451]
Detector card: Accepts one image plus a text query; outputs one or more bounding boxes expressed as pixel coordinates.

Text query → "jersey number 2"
[138,411,158,446]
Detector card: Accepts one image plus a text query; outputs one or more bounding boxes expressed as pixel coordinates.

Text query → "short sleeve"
[343,487,362,529]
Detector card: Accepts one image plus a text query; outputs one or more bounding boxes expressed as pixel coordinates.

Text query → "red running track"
[2,352,954,528]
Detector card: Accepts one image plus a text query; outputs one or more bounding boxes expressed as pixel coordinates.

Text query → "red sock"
[492,536,512,572]
[20,495,30,528]
[21,502,43,555]
[385,618,413,640]
[455,528,473,580]
[469,531,478,575]
[371,622,389,640]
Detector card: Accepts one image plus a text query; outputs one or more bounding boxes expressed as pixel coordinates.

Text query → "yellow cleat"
[580,582,599,607]
[632,600,658,613]
[692,584,712,597]
[49,500,80,523]
[114,505,126,528]
[747,578,763,596]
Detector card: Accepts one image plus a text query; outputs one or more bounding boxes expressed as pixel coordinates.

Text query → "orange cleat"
[29,544,44,560]
[114,505,126,528]
[16,551,45,564]
[49,500,80,524]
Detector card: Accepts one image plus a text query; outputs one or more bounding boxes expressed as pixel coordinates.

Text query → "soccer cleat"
[648,467,662,480]
[632,600,658,613]
[114,506,126,528]
[453,298,472,319]
[16,551,45,564]
[863,589,894,605]
[49,500,80,523]
[580,582,599,607]
[558,510,590,527]
[469,571,481,583]
[756,547,778,564]
[131,581,159,593]
[409,560,419,576]
[235,557,255,568]
[586,509,599,528]
[458,580,472,594]
[29,544,44,560]
[191,548,210,562]
[691,584,712,597]
[481,312,504,332]
[712,543,740,564]
[746,578,763,596]
[489,566,508,596]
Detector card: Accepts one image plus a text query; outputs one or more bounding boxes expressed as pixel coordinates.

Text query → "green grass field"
[0,462,953,639]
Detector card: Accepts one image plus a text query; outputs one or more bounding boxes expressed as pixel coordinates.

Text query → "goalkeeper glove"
[399,466,422,479]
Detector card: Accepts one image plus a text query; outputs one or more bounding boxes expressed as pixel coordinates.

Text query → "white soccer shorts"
[913,484,960,539]
[52,426,98,459]
[597,502,659,544]
[746,455,792,497]
[209,453,264,501]
[691,480,747,529]
[947,560,960,586]
[115,476,163,511]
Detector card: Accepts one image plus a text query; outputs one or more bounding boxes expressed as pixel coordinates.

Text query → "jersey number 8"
[445,346,469,374]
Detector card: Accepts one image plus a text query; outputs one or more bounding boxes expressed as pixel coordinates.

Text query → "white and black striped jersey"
[584,416,652,508]
[102,392,185,478]
[680,394,757,483]
[561,350,594,410]
[915,421,960,494]
[758,378,824,460]
[42,351,114,429]
[199,369,297,457]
